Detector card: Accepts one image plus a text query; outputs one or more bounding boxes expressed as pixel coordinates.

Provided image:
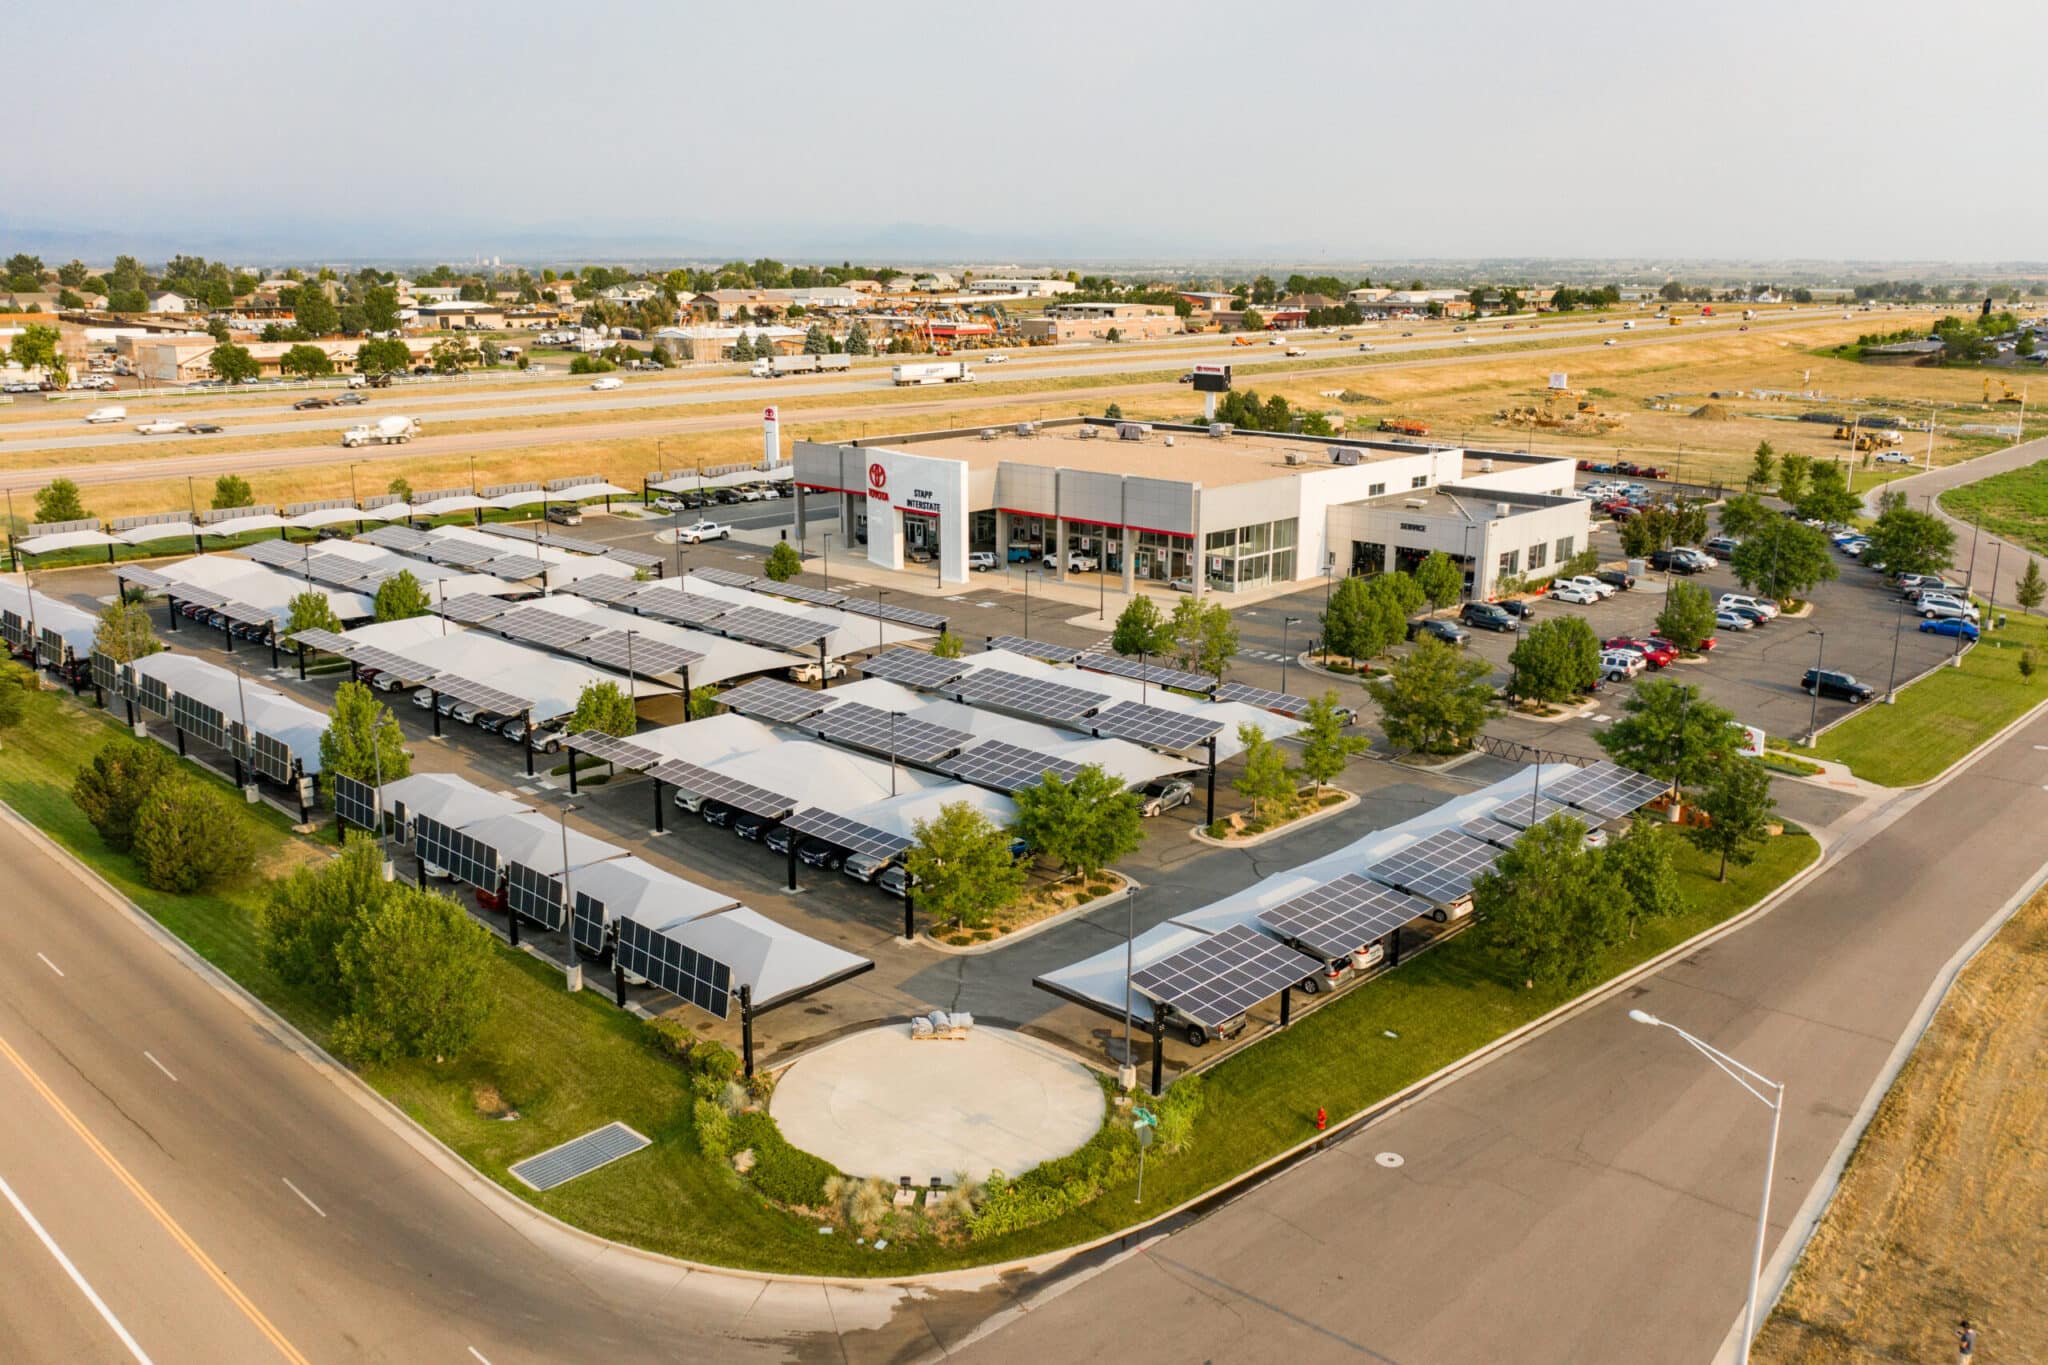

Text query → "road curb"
[1187,788,1358,848]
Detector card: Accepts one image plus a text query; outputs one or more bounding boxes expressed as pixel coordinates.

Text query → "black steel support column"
[167,599,179,631]
[818,639,830,689]
[680,665,691,722]
[1205,736,1218,823]
[652,780,665,833]
[1150,1015,1165,1096]
[222,620,233,653]
[93,683,104,709]
[613,960,627,1008]
[1387,928,1402,968]
[786,837,799,892]
[903,891,915,941]
[523,710,535,777]
[1280,985,1291,1026]
[431,692,442,737]
[268,631,278,670]
[739,986,755,1079]
[175,727,186,756]
[296,643,307,681]
[568,752,579,795]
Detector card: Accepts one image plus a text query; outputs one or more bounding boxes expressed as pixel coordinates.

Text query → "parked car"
[411,686,435,710]
[545,504,583,526]
[1718,593,1779,620]
[765,825,796,857]
[788,659,846,684]
[1920,617,1979,641]
[652,495,686,513]
[1139,777,1194,817]
[967,550,996,572]
[1895,573,1957,596]
[675,521,732,543]
[1549,582,1600,604]
[1648,549,1702,574]
[843,850,891,882]
[450,701,482,725]
[1874,451,1914,465]
[1648,631,1715,655]
[1918,595,1980,622]
[700,801,737,829]
[1497,598,1538,620]
[1459,601,1519,632]
[797,839,846,870]
[1713,609,1757,631]
[1595,569,1636,592]
[733,811,776,841]
[1168,575,1196,592]
[1407,618,1469,645]
[1721,603,1770,627]
[589,376,625,391]
[1561,575,1615,599]
[1703,536,1741,558]
[1600,649,1646,681]
[1802,668,1875,703]
[1604,636,1676,668]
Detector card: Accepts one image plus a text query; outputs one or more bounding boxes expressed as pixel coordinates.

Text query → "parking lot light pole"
[821,531,833,590]
[1804,629,1825,747]
[1886,602,1905,703]
[1629,1009,1783,1365]
[1282,617,1302,694]
[888,711,903,796]
[560,803,581,992]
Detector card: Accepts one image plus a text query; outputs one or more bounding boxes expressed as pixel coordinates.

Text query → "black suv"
[1801,668,1874,703]
[1407,618,1470,645]
[1596,569,1636,591]
[1459,602,1518,633]
[1648,549,1700,574]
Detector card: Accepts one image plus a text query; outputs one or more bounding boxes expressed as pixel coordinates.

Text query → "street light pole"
[888,711,901,796]
[821,531,833,590]
[559,803,581,991]
[1804,629,1825,746]
[1282,616,1302,695]
[1885,600,1905,703]
[1629,1009,1784,1365]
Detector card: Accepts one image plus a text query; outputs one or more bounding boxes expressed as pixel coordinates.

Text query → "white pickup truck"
[135,418,188,435]
[674,521,732,543]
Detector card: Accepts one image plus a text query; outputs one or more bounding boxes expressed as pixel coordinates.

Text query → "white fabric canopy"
[410,495,492,517]
[286,506,373,529]
[547,481,635,501]
[201,513,289,538]
[17,529,121,554]
[116,521,200,545]
[486,488,547,509]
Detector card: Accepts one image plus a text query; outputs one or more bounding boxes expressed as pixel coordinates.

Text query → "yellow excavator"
[1984,377,2025,404]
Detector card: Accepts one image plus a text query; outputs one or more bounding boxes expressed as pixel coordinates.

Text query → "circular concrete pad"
[772,1026,1102,1184]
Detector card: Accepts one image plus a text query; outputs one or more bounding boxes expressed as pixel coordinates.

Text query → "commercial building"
[123,335,435,382]
[1021,302,1183,344]
[792,417,1587,598]
[966,278,1077,298]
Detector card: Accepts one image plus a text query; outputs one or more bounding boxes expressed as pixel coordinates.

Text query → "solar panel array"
[218,601,274,630]
[252,731,295,784]
[570,890,608,956]
[811,701,973,764]
[983,635,1083,663]
[495,607,603,650]
[1130,924,1324,1029]
[1545,761,1671,820]
[1365,829,1504,905]
[781,807,912,860]
[1488,795,1576,830]
[480,554,549,581]
[718,678,838,724]
[172,694,228,750]
[35,627,64,666]
[576,633,700,678]
[435,593,513,624]
[173,585,226,608]
[422,539,495,567]
[858,648,970,689]
[332,773,381,832]
[604,547,663,571]
[506,862,570,932]
[414,814,501,889]
[625,587,731,628]
[646,759,795,819]
[1212,682,1314,717]
[689,567,757,588]
[240,538,311,569]
[114,567,176,592]
[0,611,23,650]
[566,733,664,770]
[942,740,1090,793]
[759,581,845,608]
[137,671,171,716]
[615,915,732,1018]
[557,574,644,605]
[1459,816,1530,849]
[949,668,1108,722]
[840,597,946,631]
[1257,875,1435,960]
[1076,653,1219,694]
[1089,701,1223,752]
[430,674,532,717]
[359,525,433,552]
[715,606,831,650]
[348,646,437,681]
[89,651,125,697]
[288,627,353,655]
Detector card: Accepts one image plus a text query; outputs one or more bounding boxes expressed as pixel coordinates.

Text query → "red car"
[474,884,507,911]
[1648,632,1716,655]
[1605,636,1677,669]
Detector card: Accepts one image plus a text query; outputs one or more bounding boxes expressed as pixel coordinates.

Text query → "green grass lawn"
[0,684,1819,1275]
[1815,609,2048,785]
[1940,456,2048,556]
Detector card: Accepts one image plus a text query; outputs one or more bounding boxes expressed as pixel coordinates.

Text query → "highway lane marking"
[468,1347,494,1364]
[0,1032,311,1365]
[0,1170,157,1364]
[280,1178,326,1219]
[142,1052,177,1082]
[37,951,64,977]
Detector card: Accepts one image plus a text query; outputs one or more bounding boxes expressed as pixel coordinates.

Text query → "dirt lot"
[1755,885,2048,1362]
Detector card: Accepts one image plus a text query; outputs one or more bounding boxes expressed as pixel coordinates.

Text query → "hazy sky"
[11,0,2045,264]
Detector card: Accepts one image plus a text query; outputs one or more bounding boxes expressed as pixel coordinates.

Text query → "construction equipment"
[1832,424,1899,451]
[1378,418,1430,436]
[1984,377,2025,404]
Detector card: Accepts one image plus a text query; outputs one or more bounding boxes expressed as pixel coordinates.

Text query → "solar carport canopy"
[1542,761,1671,821]
[1257,875,1435,961]
[129,652,327,775]
[618,903,874,1016]
[461,811,630,932]
[1129,924,1323,1030]
[570,856,740,956]
[1364,828,1504,906]
[380,773,530,838]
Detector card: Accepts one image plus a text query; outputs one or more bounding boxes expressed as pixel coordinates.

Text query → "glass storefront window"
[1205,517,1300,591]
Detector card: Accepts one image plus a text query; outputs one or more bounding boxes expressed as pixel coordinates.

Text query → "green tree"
[1775,453,1810,506]
[1189,601,1239,680]
[1729,519,1838,606]
[319,681,411,784]
[729,332,755,362]
[2017,559,2045,614]
[362,285,400,333]
[1414,550,1463,611]
[429,338,467,374]
[210,341,260,384]
[1473,814,1625,989]
[211,473,253,509]
[802,324,829,355]
[0,662,26,740]
[71,736,178,852]
[279,343,333,378]
[1717,492,1774,541]
[1507,616,1600,704]
[762,541,802,582]
[33,477,89,524]
[373,570,430,622]
[288,284,340,335]
[1008,764,1142,879]
[1232,724,1297,819]
[1365,637,1495,754]
[1596,677,1740,791]
[905,801,1026,929]
[287,590,342,636]
[1166,596,1207,669]
[1671,498,1711,549]
[205,317,231,343]
[1619,505,1677,561]
[567,353,614,375]
[8,323,65,381]
[1295,692,1366,793]
[1320,576,1378,663]
[1600,823,1687,937]
[569,679,636,737]
[1240,308,1265,332]
[133,774,256,893]
[355,337,412,376]
[386,476,413,503]
[1383,570,1427,616]
[931,629,965,659]
[1861,506,1955,581]
[1684,756,1777,881]
[259,832,387,1000]
[845,322,871,355]
[92,597,162,663]
[331,886,496,1064]
[1558,546,1601,580]
[1744,441,1775,492]
[1794,462,1860,526]
[1654,580,1718,652]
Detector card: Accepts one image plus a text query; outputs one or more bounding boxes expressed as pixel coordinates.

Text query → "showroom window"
[1497,549,1520,578]
[1555,534,1575,562]
[1527,541,1548,571]
[1205,516,1299,591]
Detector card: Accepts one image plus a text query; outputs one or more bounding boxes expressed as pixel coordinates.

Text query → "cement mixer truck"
[341,415,421,447]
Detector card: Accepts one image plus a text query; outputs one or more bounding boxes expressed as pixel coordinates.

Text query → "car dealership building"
[791,417,1591,601]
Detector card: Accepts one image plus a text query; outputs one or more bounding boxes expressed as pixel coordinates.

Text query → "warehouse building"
[791,417,1587,600]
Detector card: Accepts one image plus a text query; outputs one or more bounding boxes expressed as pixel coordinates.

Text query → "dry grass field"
[1755,886,2048,1362]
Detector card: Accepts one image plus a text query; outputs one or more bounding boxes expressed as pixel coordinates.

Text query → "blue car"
[1919,617,1979,641]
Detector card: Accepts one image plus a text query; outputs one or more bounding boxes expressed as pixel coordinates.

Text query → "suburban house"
[146,290,191,314]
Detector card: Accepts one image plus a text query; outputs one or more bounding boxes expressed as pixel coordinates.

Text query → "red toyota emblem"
[868,463,887,489]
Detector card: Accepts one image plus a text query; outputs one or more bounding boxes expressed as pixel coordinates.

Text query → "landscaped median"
[1,682,1818,1278]
[1813,608,2048,786]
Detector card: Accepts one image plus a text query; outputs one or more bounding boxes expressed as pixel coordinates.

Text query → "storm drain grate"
[509,1122,650,1191]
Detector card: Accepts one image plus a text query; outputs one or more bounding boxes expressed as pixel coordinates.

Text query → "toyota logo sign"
[868,463,887,489]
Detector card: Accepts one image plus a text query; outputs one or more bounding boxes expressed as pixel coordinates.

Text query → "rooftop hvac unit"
[1116,422,1149,441]
[1208,423,1234,438]
[1497,503,1512,517]
[1404,497,1428,510]
[1284,451,1307,466]
[979,428,998,441]
[1015,422,1037,437]
[1077,424,1099,439]
[1163,434,1176,447]
[1477,457,1494,472]
[1330,447,1362,466]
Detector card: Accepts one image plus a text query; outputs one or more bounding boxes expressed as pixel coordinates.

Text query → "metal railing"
[1469,734,1603,768]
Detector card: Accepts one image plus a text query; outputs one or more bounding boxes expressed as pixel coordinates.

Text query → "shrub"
[729,1111,835,1206]
[693,1041,740,1088]
[132,774,255,892]
[642,1015,697,1063]
[693,1097,732,1163]
[72,736,178,852]
[330,886,496,1064]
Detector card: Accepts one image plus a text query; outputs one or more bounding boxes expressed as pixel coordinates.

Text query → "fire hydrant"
[1315,1106,1328,1133]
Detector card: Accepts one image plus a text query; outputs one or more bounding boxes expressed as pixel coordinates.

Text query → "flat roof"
[874,423,1431,489]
